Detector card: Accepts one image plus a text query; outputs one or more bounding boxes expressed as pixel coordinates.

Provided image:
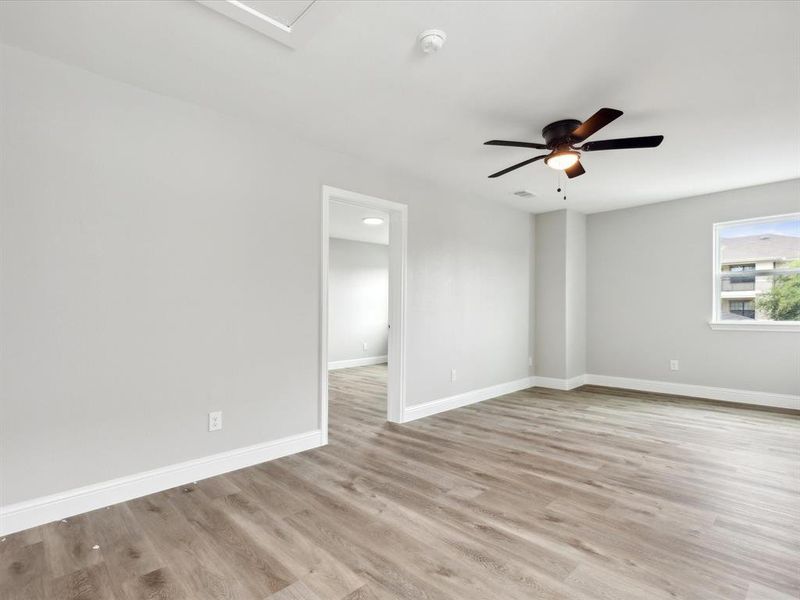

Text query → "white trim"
[0,429,323,536]
[713,212,800,228]
[224,0,293,32]
[195,1,339,49]
[708,320,800,332]
[328,355,388,370]
[388,199,409,424]
[584,374,799,411]
[320,190,330,445]
[403,377,536,422]
[321,186,408,435]
[534,375,586,390]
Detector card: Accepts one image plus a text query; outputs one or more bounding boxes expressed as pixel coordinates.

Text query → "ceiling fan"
[484,108,663,179]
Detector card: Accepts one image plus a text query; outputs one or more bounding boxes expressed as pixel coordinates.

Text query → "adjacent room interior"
[0,2,798,599]
[327,198,391,439]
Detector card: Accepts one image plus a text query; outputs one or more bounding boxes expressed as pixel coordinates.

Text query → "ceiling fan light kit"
[484,108,664,180]
[545,150,580,170]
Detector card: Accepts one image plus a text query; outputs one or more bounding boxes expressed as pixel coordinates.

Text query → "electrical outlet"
[362,341,368,352]
[670,360,679,371]
[451,368,457,382]
[528,356,533,367]
[208,411,222,432]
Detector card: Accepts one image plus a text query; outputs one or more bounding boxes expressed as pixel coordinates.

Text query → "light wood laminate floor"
[2,364,798,599]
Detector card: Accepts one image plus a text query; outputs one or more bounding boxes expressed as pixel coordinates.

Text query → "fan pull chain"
[557,173,566,201]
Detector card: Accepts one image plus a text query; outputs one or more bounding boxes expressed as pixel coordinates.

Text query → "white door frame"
[320,185,407,443]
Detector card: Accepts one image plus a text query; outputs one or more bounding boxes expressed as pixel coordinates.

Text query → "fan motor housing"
[542,119,582,147]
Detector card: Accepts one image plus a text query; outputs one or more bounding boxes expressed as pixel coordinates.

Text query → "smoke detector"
[418,29,447,54]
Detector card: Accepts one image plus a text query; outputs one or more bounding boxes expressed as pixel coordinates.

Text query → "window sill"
[708,321,800,332]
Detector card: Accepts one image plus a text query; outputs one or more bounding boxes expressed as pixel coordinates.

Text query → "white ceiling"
[1,1,798,214]
[329,201,389,245]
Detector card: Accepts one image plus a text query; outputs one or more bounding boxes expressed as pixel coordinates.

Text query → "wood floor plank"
[340,584,394,600]
[2,363,798,599]
[164,484,295,597]
[265,580,324,600]
[0,541,45,600]
[41,515,105,580]
[214,493,365,599]
[126,491,250,600]
[120,567,190,600]
[746,581,799,600]
[275,454,580,599]
[44,563,119,600]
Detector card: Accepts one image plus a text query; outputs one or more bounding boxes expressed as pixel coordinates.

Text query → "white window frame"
[710,212,800,332]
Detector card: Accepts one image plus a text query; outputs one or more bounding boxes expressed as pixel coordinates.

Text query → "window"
[721,263,756,291]
[728,300,755,319]
[711,213,800,330]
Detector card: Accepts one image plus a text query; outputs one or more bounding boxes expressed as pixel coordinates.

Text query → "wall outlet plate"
[451,368,457,382]
[208,411,222,432]
[670,360,679,371]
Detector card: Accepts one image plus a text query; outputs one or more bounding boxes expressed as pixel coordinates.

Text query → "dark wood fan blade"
[570,108,623,142]
[565,160,585,179]
[485,140,549,149]
[488,155,548,178]
[581,135,664,151]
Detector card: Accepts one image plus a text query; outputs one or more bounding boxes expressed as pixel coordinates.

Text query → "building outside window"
[728,300,755,319]
[721,264,756,292]
[714,213,800,325]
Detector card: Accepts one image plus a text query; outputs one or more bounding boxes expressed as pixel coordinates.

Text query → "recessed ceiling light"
[362,217,384,226]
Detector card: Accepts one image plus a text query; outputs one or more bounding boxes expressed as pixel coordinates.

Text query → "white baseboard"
[328,355,388,370]
[0,429,323,536]
[403,376,536,422]
[583,374,799,411]
[534,375,586,391]
[400,372,797,424]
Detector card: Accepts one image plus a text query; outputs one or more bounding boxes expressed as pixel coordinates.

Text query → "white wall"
[328,238,388,364]
[0,44,532,506]
[586,179,800,395]
[533,209,586,380]
[565,211,586,379]
[528,215,536,376]
[534,211,567,379]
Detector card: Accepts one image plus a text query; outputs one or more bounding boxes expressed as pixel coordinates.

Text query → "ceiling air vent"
[513,190,535,198]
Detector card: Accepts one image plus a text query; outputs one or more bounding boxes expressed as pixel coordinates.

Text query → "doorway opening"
[320,186,407,444]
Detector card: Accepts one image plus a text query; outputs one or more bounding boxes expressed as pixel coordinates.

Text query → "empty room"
[0,1,798,599]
